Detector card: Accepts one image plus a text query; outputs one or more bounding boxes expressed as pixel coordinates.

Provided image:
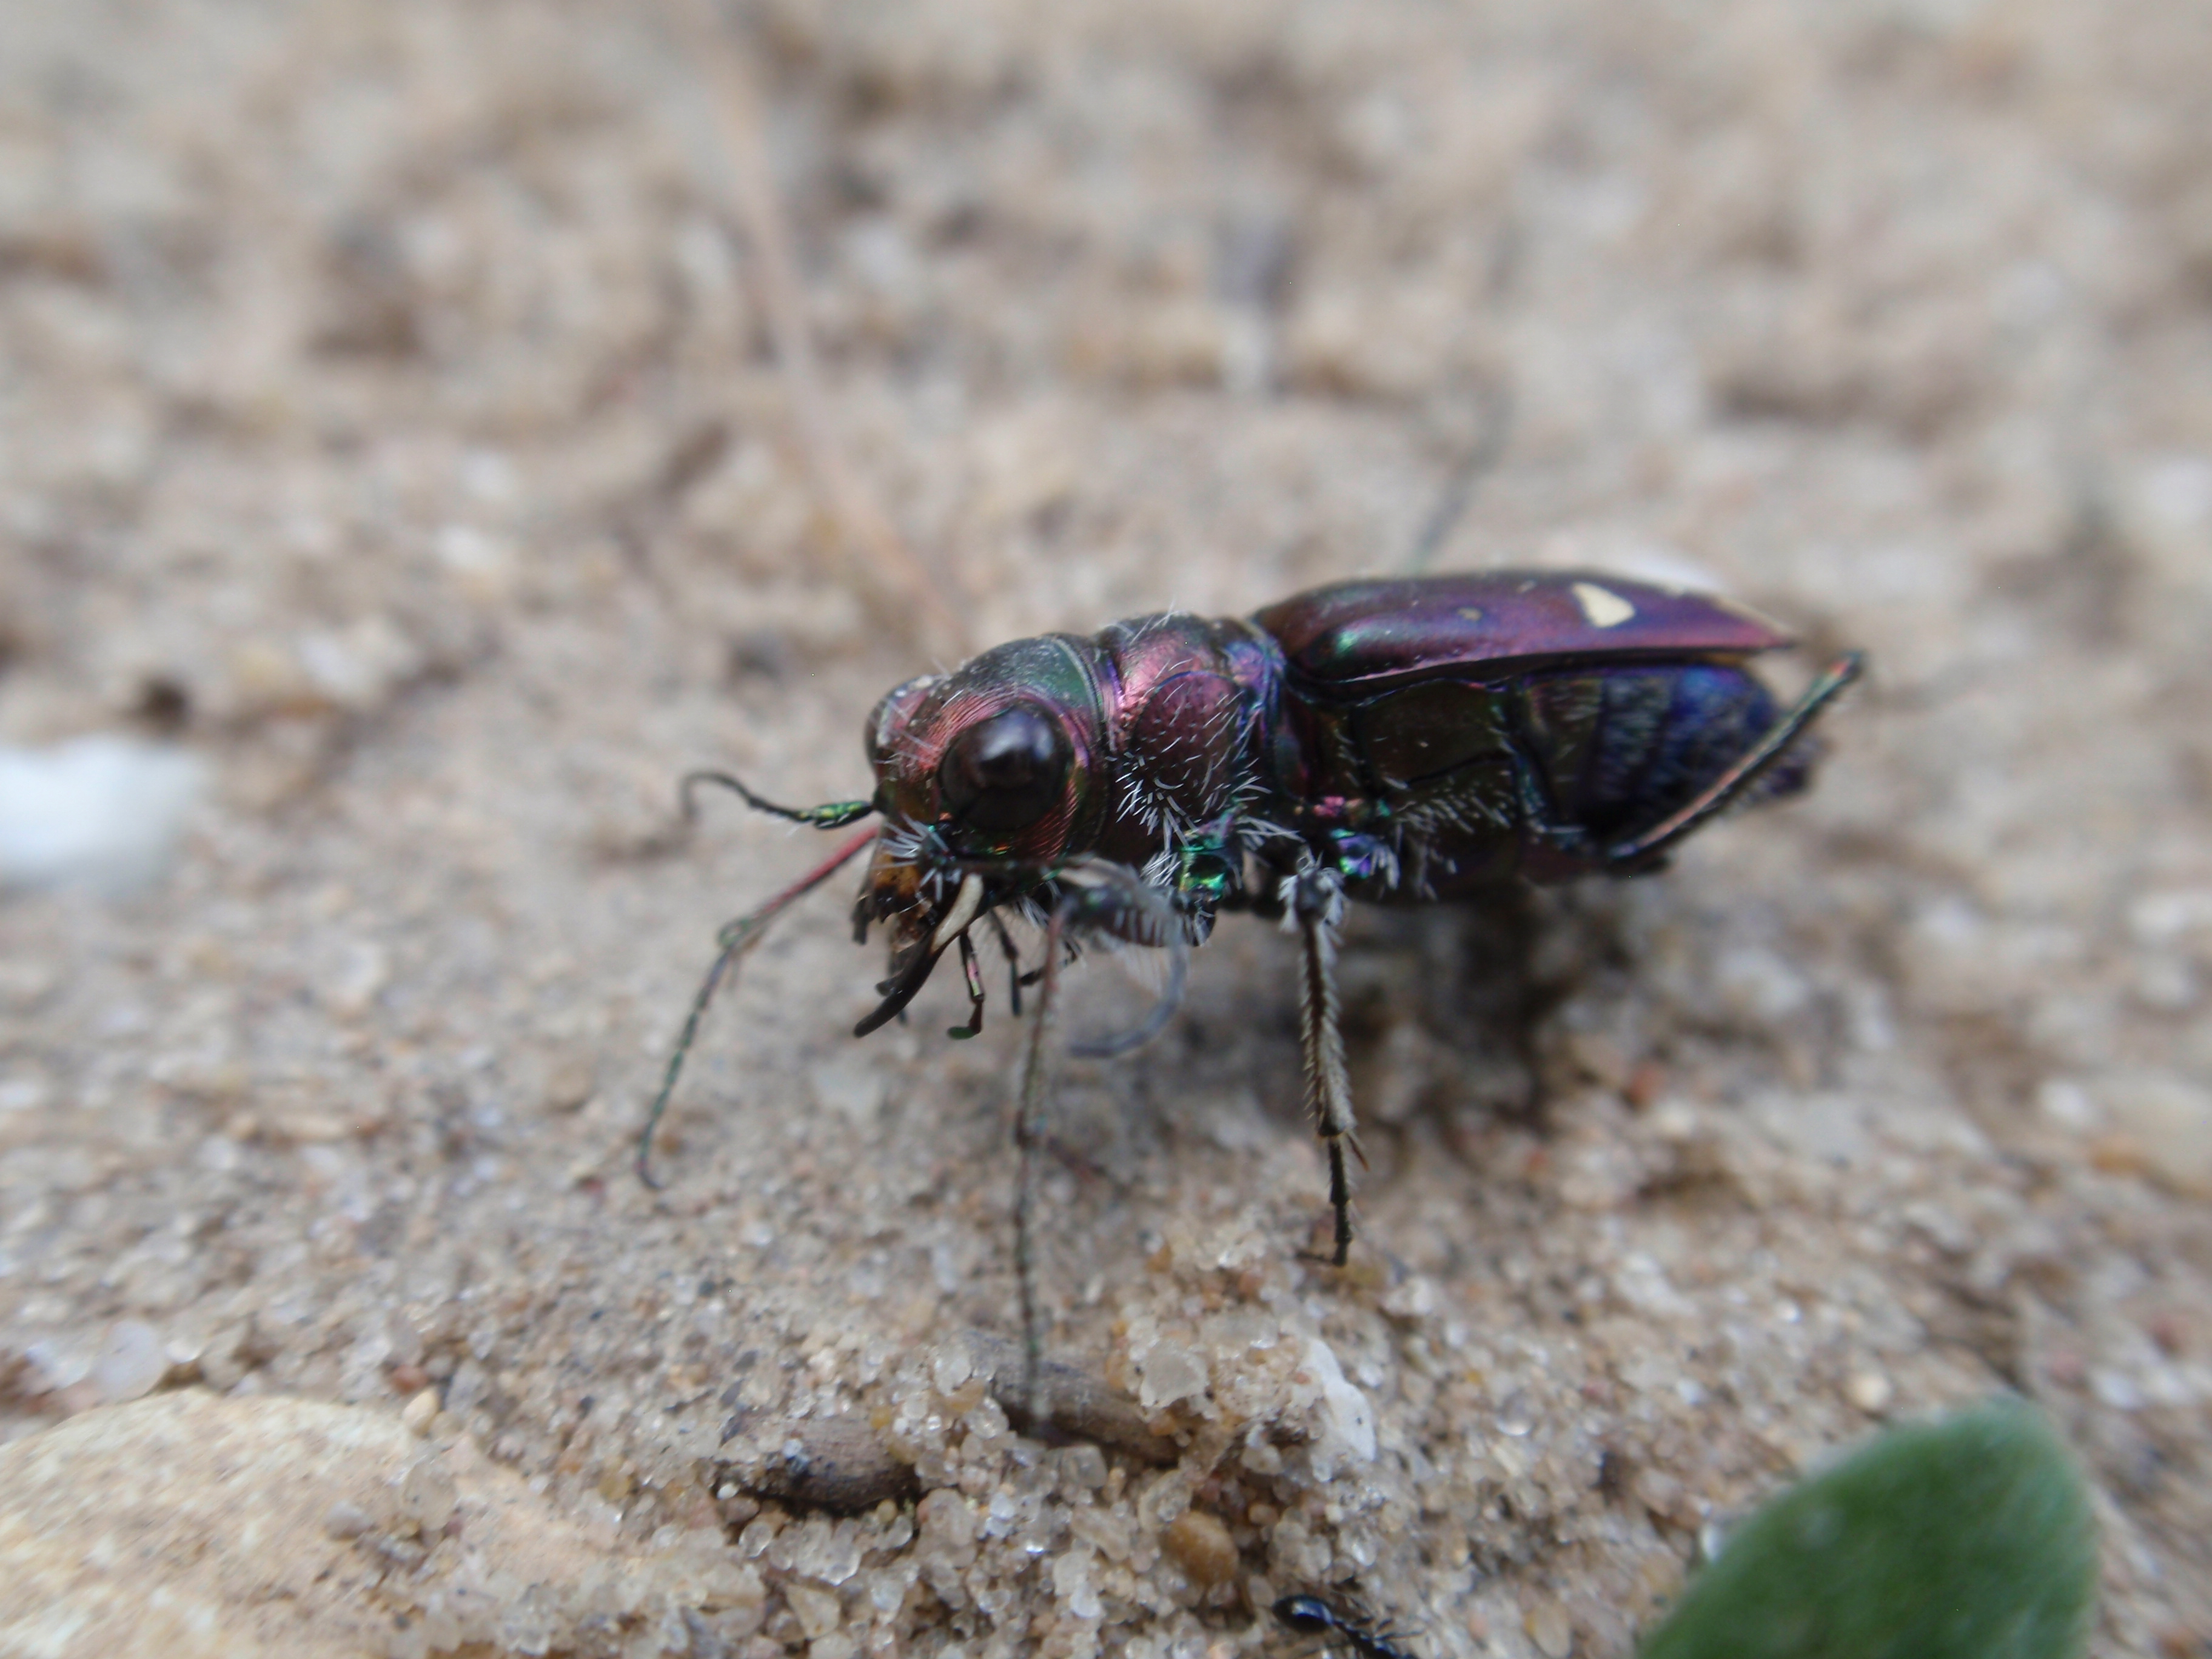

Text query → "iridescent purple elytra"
[640,571,1860,1321]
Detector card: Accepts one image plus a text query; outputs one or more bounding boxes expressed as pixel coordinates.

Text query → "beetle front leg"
[1291,865,1361,1265]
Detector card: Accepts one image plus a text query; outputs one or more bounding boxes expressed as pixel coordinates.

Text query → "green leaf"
[1638,1399,2097,1659]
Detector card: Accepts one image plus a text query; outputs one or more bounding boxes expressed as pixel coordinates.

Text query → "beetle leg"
[1603,651,1866,868]
[1065,943,1187,1059]
[947,930,987,1039]
[1013,902,1070,1423]
[987,909,1024,1016]
[1053,858,1191,1059]
[1509,750,1595,867]
[1292,865,1361,1265]
[636,824,879,1188]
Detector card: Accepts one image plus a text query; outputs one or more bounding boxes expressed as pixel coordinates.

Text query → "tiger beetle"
[1273,1592,1421,1659]
[638,571,1862,1391]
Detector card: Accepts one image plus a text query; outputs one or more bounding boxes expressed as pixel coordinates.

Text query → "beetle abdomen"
[1522,662,1798,847]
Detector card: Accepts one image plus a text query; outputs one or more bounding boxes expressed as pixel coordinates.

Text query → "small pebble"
[1136,1341,1207,1410]
[1161,1509,1239,1586]
[1845,1371,1894,1415]
[0,736,205,894]
[323,1499,374,1540]
[402,1387,440,1436]
[2093,1073,2212,1198]
[540,1053,596,1114]
[2026,1084,2097,1141]
[400,1456,457,1534]
[93,1321,167,1404]
[785,1581,842,1639]
[1525,1597,1575,1658]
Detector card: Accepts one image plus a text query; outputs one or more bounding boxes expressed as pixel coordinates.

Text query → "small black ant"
[1273,1592,1421,1659]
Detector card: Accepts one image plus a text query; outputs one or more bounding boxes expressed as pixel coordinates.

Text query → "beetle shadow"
[1333,879,1654,1148]
[1110,883,1642,1240]
[1336,890,1550,1131]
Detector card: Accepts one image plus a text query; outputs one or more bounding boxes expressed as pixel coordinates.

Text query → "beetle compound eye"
[940,707,1069,833]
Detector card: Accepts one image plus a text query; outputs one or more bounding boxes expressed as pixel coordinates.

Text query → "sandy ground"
[3,2,2211,1656]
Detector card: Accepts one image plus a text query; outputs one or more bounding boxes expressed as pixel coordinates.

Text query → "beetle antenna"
[635,824,878,1188]
[682,768,874,830]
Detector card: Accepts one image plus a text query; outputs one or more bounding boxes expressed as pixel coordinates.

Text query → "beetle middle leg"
[1291,864,1363,1265]
[1011,902,1069,1421]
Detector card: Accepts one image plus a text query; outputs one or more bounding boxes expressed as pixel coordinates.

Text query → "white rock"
[1843,1370,1894,1415]
[0,736,204,894]
[2036,1078,2103,1133]
[1135,1341,1207,1410]
[92,1320,167,1404]
[2094,1072,2212,1198]
[2127,888,2212,947]
[1712,944,1812,1024]
[1301,1337,1376,1480]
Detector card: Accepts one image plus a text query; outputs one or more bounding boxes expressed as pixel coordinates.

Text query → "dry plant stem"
[739,1415,920,1513]
[954,1330,1177,1465]
[1015,905,1068,1426]
[672,0,968,657]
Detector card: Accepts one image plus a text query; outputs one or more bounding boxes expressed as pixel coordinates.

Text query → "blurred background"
[2,2,2208,1656]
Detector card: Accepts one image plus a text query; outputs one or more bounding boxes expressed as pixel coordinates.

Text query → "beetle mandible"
[638,571,1860,1361]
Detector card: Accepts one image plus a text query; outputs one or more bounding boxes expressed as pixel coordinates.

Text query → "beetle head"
[853,637,1105,1022]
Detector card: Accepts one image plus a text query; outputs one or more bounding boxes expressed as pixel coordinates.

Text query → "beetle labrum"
[639,571,1860,1373]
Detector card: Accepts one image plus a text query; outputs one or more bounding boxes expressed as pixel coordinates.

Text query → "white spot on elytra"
[1572,581,1637,628]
